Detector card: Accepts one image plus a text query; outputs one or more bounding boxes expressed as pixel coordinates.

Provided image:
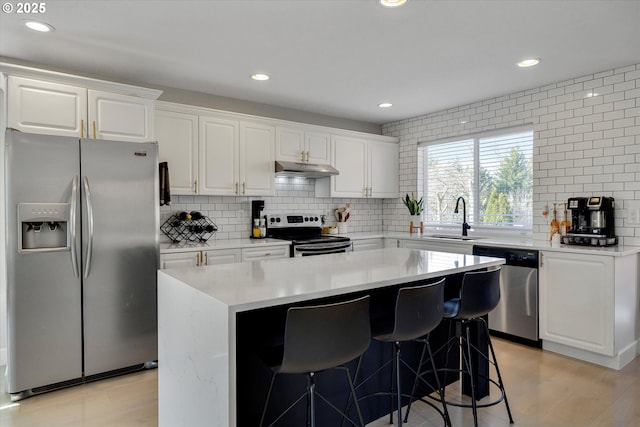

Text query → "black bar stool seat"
[259,295,371,427]
[424,268,514,426]
[351,279,450,427]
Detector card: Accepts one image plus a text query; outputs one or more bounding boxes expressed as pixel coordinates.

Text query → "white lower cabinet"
[203,249,242,266]
[539,251,614,356]
[352,238,384,251]
[539,250,639,368]
[241,245,289,262]
[160,251,200,269]
[160,248,241,268]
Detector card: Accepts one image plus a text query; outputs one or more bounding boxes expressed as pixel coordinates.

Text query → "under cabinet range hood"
[274,161,339,178]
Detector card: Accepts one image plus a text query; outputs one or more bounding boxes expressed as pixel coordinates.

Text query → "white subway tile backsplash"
[382,63,640,244]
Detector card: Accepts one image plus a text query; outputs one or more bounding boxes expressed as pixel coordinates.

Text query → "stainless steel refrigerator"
[4,129,159,399]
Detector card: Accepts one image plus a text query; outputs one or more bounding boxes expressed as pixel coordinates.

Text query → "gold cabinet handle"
[193,180,198,194]
[204,252,208,265]
[301,151,305,162]
[80,119,84,138]
[197,251,202,266]
[305,151,310,162]
[92,121,97,139]
[235,182,239,194]
[243,182,246,194]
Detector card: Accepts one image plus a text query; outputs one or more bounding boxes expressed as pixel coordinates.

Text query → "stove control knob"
[270,217,275,223]
[276,217,281,223]
[304,217,309,221]
[314,216,319,221]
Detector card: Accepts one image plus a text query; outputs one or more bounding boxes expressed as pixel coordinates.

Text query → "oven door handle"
[295,246,353,256]
[294,242,352,251]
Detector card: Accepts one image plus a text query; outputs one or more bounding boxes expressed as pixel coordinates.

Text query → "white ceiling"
[2,0,640,125]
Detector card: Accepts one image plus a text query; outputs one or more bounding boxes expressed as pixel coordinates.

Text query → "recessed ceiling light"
[380,0,408,7]
[517,58,540,68]
[378,102,393,108]
[251,73,270,81]
[24,20,54,32]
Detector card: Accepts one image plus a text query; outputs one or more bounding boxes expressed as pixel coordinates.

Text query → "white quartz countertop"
[347,232,640,257]
[158,248,505,312]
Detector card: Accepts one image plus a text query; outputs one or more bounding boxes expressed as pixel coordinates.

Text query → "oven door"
[292,241,353,257]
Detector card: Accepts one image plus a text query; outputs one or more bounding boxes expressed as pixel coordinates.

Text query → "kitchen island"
[157,248,505,427]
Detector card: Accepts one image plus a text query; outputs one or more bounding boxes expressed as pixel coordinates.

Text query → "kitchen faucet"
[454,196,471,236]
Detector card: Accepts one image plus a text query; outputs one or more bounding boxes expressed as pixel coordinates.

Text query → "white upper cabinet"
[276,126,330,164]
[199,115,240,195]
[198,115,275,196]
[7,75,158,142]
[241,121,275,196]
[155,109,198,195]
[316,135,398,198]
[368,140,399,198]
[155,102,276,197]
[329,135,368,197]
[88,90,154,142]
[8,76,87,137]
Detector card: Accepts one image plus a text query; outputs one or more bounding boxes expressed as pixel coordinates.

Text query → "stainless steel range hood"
[274,161,339,178]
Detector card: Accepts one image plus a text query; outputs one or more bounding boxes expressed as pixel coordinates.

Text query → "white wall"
[382,63,640,245]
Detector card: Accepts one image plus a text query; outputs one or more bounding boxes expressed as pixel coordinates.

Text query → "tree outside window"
[420,130,533,230]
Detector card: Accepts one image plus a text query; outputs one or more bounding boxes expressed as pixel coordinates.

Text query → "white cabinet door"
[155,109,198,195]
[306,131,331,164]
[275,126,306,163]
[8,76,87,137]
[160,252,200,269]
[369,140,398,198]
[88,90,154,142]
[352,238,384,251]
[7,76,154,142]
[539,251,614,356]
[203,249,242,265]
[276,126,331,165]
[240,121,275,196]
[199,116,240,195]
[241,245,289,262]
[331,135,367,197]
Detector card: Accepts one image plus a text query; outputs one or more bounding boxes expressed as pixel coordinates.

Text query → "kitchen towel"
[159,161,171,206]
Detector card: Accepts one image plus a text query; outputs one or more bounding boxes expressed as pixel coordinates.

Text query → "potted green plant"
[402,193,423,215]
[402,193,424,233]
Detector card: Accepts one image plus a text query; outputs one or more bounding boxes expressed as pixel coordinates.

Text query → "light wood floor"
[2,338,639,426]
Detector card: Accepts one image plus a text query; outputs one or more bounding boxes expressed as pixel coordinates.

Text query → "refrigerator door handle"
[83,176,94,279]
[69,175,80,278]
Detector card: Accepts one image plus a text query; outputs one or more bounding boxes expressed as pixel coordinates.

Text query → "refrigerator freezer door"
[5,130,83,393]
[80,139,159,376]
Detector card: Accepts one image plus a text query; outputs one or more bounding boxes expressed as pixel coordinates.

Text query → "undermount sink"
[425,234,484,241]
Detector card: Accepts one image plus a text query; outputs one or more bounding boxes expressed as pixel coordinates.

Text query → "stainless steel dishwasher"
[472,245,540,347]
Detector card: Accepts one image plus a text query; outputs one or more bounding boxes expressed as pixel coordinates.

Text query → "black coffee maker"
[565,196,617,246]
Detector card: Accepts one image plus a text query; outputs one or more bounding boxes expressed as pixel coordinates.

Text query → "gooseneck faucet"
[454,196,471,236]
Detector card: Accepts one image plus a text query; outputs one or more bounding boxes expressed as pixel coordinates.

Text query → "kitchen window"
[418,126,533,231]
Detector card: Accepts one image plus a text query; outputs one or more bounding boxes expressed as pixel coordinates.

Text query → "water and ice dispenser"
[18,203,70,252]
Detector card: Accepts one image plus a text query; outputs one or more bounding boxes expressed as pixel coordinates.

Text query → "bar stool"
[259,295,371,427]
[351,279,450,427]
[435,268,514,426]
